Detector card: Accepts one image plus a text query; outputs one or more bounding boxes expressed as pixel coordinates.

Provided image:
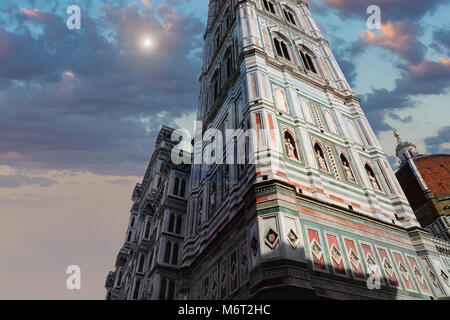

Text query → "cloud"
[431,26,450,55]
[311,0,448,21]
[362,21,425,63]
[362,57,450,133]
[0,2,205,176]
[424,126,450,154]
[0,174,57,188]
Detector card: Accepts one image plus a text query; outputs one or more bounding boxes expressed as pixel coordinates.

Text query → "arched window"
[365,164,381,191]
[263,0,276,15]
[283,7,296,25]
[172,243,179,265]
[164,241,172,263]
[180,179,186,197]
[173,177,180,196]
[224,47,233,80]
[144,218,151,239]
[137,253,145,273]
[212,70,221,104]
[126,231,132,242]
[273,37,291,61]
[168,214,175,233]
[175,216,182,234]
[283,131,299,160]
[340,154,355,182]
[298,46,317,74]
[314,143,328,172]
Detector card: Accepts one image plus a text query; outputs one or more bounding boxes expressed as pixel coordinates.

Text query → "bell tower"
[177,0,450,300]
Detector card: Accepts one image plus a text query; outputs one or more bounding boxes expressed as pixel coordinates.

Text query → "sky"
[0,0,448,299]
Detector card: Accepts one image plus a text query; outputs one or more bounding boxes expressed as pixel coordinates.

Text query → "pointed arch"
[164,241,172,263]
[314,143,328,171]
[340,153,355,182]
[274,87,289,112]
[172,243,179,265]
[168,213,175,233]
[300,98,314,123]
[283,131,299,160]
[298,45,318,74]
[272,32,291,61]
[365,163,381,191]
[323,108,338,134]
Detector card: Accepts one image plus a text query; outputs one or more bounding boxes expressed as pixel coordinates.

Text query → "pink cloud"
[0,152,27,162]
[362,21,416,56]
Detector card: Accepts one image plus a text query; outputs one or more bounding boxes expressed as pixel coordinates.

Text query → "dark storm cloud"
[362,59,450,133]
[431,26,450,55]
[424,126,450,154]
[0,2,204,176]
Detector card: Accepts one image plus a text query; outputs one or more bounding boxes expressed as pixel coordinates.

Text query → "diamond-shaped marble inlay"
[398,262,409,280]
[330,244,342,265]
[383,259,394,277]
[311,239,322,259]
[429,270,437,286]
[414,266,424,285]
[287,229,299,248]
[367,254,376,268]
[349,249,360,269]
[264,228,280,249]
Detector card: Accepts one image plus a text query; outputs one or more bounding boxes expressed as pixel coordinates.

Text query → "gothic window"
[283,131,299,160]
[144,218,151,239]
[164,241,172,263]
[224,47,233,79]
[212,70,221,104]
[167,279,175,300]
[173,177,180,196]
[299,46,317,74]
[263,0,276,15]
[148,251,154,269]
[159,278,167,300]
[365,164,381,191]
[132,279,141,300]
[340,154,355,182]
[168,213,175,233]
[175,216,182,234]
[115,270,123,288]
[137,252,146,273]
[314,143,328,172]
[172,243,179,265]
[126,230,132,242]
[283,7,296,25]
[209,181,217,215]
[130,216,136,228]
[197,196,203,228]
[273,37,291,61]
[180,179,186,197]
[215,27,221,53]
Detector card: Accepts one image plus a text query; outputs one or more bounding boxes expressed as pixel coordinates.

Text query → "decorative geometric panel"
[240,241,249,283]
[326,233,345,275]
[264,228,280,249]
[331,244,342,265]
[349,249,360,269]
[307,228,326,271]
[311,239,322,260]
[392,251,415,291]
[220,259,227,299]
[287,229,299,248]
[377,247,399,288]
[344,238,364,280]
[230,250,238,294]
